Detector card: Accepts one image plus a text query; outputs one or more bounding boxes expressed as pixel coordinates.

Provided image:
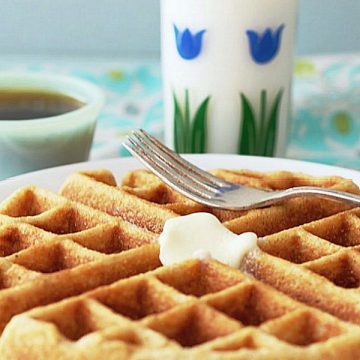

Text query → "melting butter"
[158,213,258,268]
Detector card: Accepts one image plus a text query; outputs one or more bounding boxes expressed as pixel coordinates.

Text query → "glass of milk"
[161,0,298,156]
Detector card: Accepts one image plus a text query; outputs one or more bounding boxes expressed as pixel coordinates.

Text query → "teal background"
[0,0,358,57]
[297,0,360,55]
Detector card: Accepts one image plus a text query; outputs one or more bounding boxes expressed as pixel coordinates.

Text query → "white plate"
[0,154,359,201]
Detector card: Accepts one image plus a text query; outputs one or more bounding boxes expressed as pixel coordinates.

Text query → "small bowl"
[0,72,104,180]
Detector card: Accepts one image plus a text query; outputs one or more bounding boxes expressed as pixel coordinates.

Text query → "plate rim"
[0,154,359,202]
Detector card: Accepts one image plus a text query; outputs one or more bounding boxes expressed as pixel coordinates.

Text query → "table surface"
[1,53,359,170]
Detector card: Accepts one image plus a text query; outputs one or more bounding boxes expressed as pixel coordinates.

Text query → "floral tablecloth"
[1,53,359,169]
[288,54,360,169]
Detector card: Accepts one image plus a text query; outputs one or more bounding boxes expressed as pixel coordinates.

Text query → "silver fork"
[123,129,360,210]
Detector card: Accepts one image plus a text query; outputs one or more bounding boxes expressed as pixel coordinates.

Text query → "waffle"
[0,167,359,359]
[60,169,359,235]
[0,186,159,334]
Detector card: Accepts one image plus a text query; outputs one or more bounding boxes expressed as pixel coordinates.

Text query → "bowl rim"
[0,71,104,129]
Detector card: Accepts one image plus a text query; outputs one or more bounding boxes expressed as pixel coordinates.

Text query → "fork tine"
[124,136,216,201]
[131,131,221,196]
[128,132,218,197]
[138,129,234,189]
[125,137,215,202]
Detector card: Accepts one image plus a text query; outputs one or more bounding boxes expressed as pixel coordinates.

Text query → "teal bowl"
[0,72,104,180]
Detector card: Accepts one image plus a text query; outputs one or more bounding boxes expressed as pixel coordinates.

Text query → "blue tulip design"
[174,25,206,60]
[246,25,285,64]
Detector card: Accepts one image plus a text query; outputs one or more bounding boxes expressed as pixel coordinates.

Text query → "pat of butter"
[158,213,258,268]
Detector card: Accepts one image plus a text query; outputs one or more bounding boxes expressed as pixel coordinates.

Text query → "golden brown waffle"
[242,207,360,324]
[60,168,359,235]
[0,167,359,359]
[2,259,360,359]
[0,186,160,333]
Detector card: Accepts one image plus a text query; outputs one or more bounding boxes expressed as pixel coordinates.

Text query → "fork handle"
[275,186,360,207]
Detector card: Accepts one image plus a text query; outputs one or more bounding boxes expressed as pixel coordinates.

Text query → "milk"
[161,0,298,155]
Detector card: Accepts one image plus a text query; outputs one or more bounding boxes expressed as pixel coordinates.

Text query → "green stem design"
[238,88,284,157]
[173,90,210,153]
[258,90,267,155]
[239,94,257,155]
[264,89,284,156]
[184,90,191,153]
[191,96,210,153]
[173,93,185,153]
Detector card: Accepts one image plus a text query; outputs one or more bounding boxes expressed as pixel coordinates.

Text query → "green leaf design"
[173,93,185,153]
[184,90,191,153]
[239,93,257,155]
[238,89,284,157]
[258,90,267,155]
[173,90,210,154]
[191,96,210,153]
[264,89,284,156]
